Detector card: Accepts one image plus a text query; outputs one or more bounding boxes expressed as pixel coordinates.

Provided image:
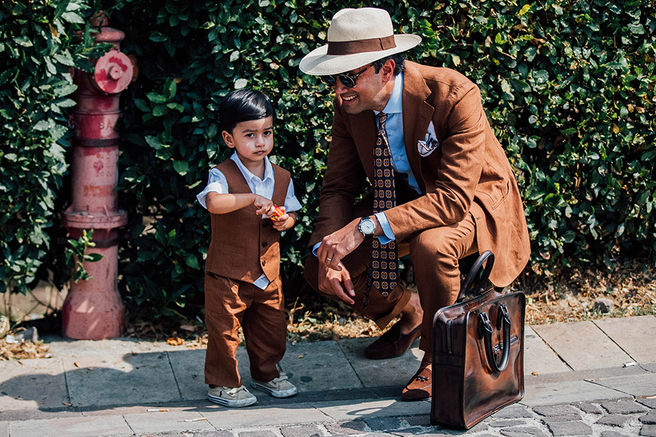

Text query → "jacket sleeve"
[308,101,367,246]
[384,83,486,242]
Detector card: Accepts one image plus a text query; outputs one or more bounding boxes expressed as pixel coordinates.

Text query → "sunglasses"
[321,64,373,88]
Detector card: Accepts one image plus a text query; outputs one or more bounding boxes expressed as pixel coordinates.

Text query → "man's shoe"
[251,373,297,398]
[208,385,257,407]
[401,365,432,401]
[364,322,421,359]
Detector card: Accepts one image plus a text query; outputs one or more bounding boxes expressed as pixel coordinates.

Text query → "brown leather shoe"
[363,322,421,359]
[401,365,432,401]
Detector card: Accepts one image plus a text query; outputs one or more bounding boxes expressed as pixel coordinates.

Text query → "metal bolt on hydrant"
[61,13,134,340]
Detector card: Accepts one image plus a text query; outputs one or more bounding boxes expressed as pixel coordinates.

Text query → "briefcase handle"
[457,250,494,301]
[478,304,512,373]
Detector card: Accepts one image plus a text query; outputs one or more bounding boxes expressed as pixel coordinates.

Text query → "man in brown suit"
[300,7,531,401]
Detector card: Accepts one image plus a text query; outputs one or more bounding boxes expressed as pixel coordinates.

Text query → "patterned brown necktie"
[364,112,398,308]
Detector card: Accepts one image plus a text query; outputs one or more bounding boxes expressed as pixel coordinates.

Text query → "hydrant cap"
[95,51,133,94]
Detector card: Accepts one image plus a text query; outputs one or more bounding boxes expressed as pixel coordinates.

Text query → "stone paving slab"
[279,341,363,392]
[593,316,656,364]
[167,349,207,401]
[594,372,656,398]
[62,352,181,408]
[166,348,253,401]
[314,398,431,422]
[337,338,423,388]
[0,358,68,411]
[0,421,6,437]
[524,326,571,376]
[42,336,180,357]
[279,423,326,437]
[531,321,633,370]
[7,415,133,437]
[521,380,630,406]
[124,411,214,434]
[202,404,329,428]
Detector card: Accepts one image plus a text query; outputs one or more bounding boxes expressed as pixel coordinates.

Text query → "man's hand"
[316,218,364,270]
[317,261,355,305]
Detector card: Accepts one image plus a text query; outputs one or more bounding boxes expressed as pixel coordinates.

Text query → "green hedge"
[1,0,655,320]
[0,0,111,294]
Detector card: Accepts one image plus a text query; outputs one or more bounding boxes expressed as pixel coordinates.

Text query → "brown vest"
[205,159,291,283]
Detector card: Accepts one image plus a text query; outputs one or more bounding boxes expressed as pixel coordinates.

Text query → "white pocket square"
[417,121,439,157]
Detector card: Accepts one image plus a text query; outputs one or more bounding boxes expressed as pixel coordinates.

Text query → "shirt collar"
[375,72,404,116]
[230,152,274,183]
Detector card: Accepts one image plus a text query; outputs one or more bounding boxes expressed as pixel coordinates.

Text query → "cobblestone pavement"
[135,398,656,437]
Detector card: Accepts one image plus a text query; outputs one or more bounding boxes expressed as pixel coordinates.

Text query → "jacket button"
[262,241,268,247]
[262,221,269,228]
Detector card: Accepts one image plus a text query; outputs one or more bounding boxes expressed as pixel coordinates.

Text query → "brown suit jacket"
[309,61,530,286]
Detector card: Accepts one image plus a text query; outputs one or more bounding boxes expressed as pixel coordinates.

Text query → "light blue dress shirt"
[373,73,421,243]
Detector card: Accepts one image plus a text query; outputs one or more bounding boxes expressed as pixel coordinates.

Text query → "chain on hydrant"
[61,13,134,340]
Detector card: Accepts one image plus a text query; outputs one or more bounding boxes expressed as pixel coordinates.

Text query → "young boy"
[196,89,301,407]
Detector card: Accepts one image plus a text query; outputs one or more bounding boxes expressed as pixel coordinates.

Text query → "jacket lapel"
[351,110,377,181]
[402,62,434,194]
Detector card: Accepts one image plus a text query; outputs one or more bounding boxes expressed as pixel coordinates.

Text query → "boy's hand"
[253,195,274,216]
[272,207,296,231]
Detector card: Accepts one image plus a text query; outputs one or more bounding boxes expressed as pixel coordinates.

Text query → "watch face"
[360,219,375,235]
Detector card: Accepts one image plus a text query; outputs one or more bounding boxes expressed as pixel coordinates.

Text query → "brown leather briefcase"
[431,250,525,429]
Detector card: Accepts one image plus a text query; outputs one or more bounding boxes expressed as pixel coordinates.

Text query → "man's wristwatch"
[358,217,376,237]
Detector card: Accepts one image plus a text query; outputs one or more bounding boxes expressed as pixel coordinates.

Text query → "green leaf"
[85,253,103,262]
[173,161,189,176]
[13,36,33,47]
[167,80,177,99]
[149,31,168,42]
[54,54,76,67]
[167,103,184,112]
[145,135,164,150]
[184,254,199,269]
[34,120,52,131]
[62,12,84,23]
[147,92,168,103]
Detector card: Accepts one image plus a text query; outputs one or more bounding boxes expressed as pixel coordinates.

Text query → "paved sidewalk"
[0,315,654,437]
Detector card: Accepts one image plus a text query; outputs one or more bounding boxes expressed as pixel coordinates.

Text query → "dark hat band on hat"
[327,35,396,56]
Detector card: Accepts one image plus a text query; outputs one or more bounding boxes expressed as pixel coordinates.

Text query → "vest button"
[262,221,269,228]
[262,241,268,247]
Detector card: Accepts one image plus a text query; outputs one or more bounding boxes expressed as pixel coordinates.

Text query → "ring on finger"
[326,257,332,261]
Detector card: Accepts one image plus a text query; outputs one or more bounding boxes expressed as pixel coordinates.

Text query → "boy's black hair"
[219,89,274,133]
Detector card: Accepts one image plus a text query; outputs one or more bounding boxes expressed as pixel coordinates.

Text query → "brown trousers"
[204,272,286,388]
[304,213,477,355]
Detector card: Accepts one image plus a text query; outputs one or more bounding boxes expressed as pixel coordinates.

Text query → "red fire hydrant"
[61,14,133,340]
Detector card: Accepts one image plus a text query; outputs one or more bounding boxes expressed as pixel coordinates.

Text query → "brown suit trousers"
[304,206,478,354]
[204,272,286,387]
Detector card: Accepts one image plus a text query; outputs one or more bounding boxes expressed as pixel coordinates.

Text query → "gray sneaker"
[207,385,257,407]
[250,373,297,398]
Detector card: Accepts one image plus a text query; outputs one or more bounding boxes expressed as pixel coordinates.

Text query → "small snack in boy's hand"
[269,205,285,221]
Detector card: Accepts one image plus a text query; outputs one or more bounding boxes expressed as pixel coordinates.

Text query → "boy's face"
[222,116,274,168]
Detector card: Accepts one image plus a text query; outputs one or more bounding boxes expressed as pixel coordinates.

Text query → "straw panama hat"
[299,7,422,76]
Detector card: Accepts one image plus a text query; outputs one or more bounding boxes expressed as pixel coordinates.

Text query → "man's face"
[330,60,394,114]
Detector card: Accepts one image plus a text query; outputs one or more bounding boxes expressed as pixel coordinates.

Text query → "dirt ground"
[1,260,655,359]
[283,259,656,342]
